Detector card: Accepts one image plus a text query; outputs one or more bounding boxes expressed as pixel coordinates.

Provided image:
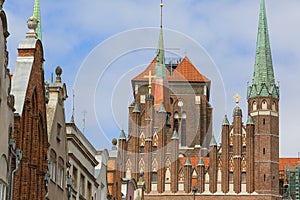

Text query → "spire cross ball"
[234,93,241,106]
[144,71,155,94]
[160,0,164,28]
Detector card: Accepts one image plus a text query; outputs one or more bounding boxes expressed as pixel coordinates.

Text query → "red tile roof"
[168,57,210,83]
[132,58,156,82]
[132,56,210,83]
[279,158,300,171]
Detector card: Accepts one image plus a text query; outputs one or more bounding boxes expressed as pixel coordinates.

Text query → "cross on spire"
[144,71,155,94]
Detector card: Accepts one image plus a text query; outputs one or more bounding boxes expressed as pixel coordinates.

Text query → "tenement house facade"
[66,122,100,200]
[0,1,13,199]
[46,67,69,199]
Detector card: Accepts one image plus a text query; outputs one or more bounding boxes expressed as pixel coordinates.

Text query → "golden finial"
[234,93,241,106]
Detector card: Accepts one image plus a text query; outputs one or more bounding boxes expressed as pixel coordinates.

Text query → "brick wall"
[13,40,48,200]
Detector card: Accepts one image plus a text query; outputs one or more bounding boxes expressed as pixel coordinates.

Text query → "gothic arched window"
[181,119,186,146]
[174,119,179,132]
[272,101,276,111]
[253,101,257,111]
[262,100,267,110]
[126,159,132,178]
[139,158,145,173]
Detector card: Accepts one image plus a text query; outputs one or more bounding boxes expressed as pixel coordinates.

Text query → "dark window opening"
[242,146,246,153]
[229,146,233,153]
[181,119,186,146]
[229,172,233,183]
[166,126,170,136]
[242,172,246,183]
[151,172,157,182]
[140,146,144,153]
[166,113,171,126]
[264,174,266,182]
[174,119,179,132]
[263,148,266,155]
[152,146,157,152]
[263,118,266,125]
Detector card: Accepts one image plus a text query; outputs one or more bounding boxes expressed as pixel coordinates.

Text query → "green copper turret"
[33,0,42,41]
[248,0,279,99]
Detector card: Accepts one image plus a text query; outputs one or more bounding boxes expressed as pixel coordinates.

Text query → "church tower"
[247,0,280,195]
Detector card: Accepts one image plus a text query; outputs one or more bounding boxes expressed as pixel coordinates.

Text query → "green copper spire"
[248,0,279,99]
[158,103,166,113]
[33,0,42,40]
[198,157,204,166]
[247,115,254,125]
[184,156,192,166]
[222,115,230,125]
[119,130,126,140]
[155,1,166,79]
[209,135,217,147]
[171,130,178,140]
[132,103,141,113]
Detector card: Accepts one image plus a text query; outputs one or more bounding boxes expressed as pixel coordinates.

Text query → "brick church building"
[111,0,282,199]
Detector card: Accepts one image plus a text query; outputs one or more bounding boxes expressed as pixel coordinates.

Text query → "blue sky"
[4,0,300,157]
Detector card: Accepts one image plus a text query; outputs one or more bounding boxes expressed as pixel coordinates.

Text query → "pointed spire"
[155,0,166,79]
[209,135,217,147]
[158,103,166,113]
[71,89,75,123]
[33,0,42,40]
[132,103,141,113]
[248,0,279,99]
[119,130,126,140]
[198,157,205,166]
[247,115,254,125]
[171,130,178,140]
[222,115,230,125]
[184,156,192,166]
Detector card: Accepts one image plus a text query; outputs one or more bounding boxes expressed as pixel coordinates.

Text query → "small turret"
[119,130,126,140]
[209,135,217,147]
[132,104,141,113]
[222,115,230,125]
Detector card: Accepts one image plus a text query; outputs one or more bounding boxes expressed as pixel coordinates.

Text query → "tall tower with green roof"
[153,0,168,111]
[247,0,280,195]
[33,0,42,41]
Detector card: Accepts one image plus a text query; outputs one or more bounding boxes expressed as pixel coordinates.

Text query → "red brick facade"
[108,1,281,199]
[12,35,48,199]
[110,56,281,199]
